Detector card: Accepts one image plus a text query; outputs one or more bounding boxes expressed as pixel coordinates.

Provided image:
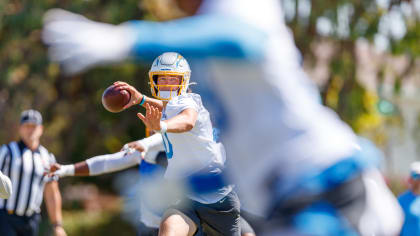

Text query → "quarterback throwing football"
[114,52,239,236]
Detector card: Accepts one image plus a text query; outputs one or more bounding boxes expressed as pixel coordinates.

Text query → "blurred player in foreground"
[42,0,403,234]
[398,162,420,236]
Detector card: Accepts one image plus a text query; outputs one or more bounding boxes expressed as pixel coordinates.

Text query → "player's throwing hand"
[113,81,144,110]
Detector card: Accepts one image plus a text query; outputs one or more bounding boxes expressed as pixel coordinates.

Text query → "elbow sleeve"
[86,151,141,176]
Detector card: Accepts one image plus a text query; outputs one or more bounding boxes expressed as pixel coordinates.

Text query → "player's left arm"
[163,108,197,133]
[137,103,197,133]
[44,181,67,236]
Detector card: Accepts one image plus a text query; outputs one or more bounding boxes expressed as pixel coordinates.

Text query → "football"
[101,85,131,113]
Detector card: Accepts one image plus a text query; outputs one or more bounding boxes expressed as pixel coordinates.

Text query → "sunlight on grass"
[62,196,136,236]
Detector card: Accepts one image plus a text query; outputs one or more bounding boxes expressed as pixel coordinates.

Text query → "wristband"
[139,95,146,106]
[159,121,168,133]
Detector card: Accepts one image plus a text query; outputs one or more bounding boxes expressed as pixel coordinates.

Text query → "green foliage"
[0,0,148,190]
[62,209,136,236]
[0,3,419,233]
[39,207,136,236]
[283,0,419,136]
[392,22,420,56]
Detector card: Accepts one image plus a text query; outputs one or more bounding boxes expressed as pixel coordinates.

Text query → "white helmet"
[149,52,191,101]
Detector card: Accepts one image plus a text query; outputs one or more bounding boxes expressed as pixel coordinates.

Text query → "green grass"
[55,195,137,236]
[62,209,136,236]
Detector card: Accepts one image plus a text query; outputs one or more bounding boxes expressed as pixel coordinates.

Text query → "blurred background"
[1,0,420,235]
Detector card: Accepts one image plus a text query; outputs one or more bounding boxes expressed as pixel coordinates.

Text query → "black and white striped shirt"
[0,141,57,216]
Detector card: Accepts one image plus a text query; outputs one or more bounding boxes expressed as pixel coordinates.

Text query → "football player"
[113,52,242,236]
[42,0,403,235]
[52,129,254,236]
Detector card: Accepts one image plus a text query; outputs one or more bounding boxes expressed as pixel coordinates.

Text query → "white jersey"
[194,0,358,215]
[162,93,231,204]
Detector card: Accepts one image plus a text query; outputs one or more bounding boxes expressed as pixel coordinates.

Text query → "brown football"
[101,85,131,113]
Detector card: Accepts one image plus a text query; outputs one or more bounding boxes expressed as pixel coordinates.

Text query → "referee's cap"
[20,109,43,125]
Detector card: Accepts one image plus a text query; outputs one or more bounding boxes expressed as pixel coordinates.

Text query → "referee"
[0,109,67,236]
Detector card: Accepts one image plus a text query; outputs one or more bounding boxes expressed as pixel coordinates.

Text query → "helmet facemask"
[149,52,191,101]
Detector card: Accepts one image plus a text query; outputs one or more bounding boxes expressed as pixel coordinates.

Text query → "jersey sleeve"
[126,14,266,62]
[176,94,201,113]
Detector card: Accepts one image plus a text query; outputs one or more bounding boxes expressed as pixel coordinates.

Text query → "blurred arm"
[42,9,266,74]
[129,15,267,61]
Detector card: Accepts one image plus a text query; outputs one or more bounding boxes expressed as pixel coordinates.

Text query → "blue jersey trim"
[127,15,266,62]
[139,160,163,175]
[276,138,382,202]
[187,171,227,194]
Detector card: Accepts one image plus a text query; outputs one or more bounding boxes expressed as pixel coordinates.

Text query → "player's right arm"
[112,81,163,111]
[51,134,163,177]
